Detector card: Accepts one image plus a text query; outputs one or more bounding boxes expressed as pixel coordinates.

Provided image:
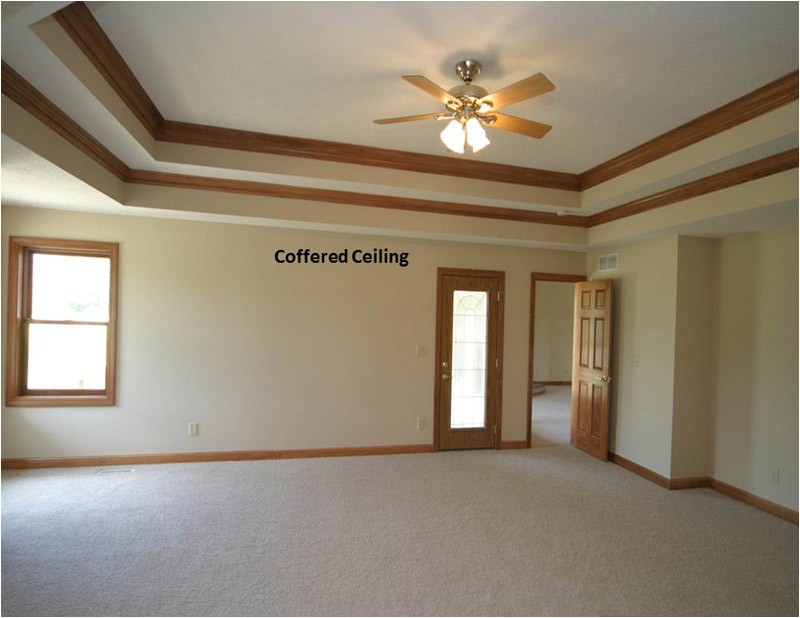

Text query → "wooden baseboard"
[709,478,798,524]
[499,440,529,450]
[536,380,572,385]
[608,452,671,488]
[0,443,435,470]
[609,452,798,524]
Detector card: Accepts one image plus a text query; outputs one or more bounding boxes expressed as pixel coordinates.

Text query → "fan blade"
[402,75,455,104]
[489,112,552,138]
[373,112,443,125]
[479,73,554,110]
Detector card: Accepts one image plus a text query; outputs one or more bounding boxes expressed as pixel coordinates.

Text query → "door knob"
[442,374,450,380]
[594,375,612,382]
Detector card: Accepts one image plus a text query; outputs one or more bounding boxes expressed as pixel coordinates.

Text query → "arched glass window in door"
[450,290,488,429]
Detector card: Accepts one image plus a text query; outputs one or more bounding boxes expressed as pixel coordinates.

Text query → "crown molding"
[125,169,589,227]
[1,61,129,180]
[1,61,586,227]
[587,149,799,227]
[4,60,796,232]
[52,1,164,138]
[580,71,799,190]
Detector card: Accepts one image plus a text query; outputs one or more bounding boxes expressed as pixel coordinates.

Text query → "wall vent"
[597,253,619,271]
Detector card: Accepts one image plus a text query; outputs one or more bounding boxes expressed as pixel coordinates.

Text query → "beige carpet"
[532,385,572,446]
[2,446,797,616]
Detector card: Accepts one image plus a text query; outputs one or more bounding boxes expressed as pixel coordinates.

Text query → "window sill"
[5,394,116,407]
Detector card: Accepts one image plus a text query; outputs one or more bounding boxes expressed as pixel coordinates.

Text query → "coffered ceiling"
[1,1,798,249]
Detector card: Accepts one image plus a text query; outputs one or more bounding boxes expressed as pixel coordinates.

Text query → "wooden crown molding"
[126,169,588,226]
[53,1,164,138]
[1,61,586,227]
[4,60,795,231]
[581,71,799,190]
[1,61,129,180]
[587,149,799,227]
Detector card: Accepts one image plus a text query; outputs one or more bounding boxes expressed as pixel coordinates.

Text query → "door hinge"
[497,291,501,302]
[493,425,497,434]
[495,358,499,369]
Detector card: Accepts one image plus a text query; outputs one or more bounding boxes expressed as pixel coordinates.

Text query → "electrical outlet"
[771,468,781,485]
[416,417,426,430]
[188,422,199,437]
[415,345,427,357]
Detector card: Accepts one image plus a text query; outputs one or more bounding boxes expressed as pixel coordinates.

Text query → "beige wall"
[587,236,679,478]
[671,237,715,479]
[711,227,798,510]
[1,205,586,458]
[533,281,574,382]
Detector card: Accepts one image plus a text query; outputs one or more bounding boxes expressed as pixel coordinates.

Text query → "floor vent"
[97,468,134,474]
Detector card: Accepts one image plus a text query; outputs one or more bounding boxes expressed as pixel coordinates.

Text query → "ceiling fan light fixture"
[465,117,490,153]
[440,119,466,154]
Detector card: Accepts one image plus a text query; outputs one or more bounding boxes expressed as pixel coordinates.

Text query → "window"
[6,237,118,406]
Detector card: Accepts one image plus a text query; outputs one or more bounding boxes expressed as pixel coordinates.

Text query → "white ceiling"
[89,1,799,171]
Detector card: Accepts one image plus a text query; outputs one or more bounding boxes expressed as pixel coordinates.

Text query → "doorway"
[434,268,505,451]
[527,273,585,448]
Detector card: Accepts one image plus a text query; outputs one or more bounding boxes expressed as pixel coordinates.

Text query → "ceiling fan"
[374,59,554,154]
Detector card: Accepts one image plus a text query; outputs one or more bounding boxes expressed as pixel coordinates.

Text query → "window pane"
[450,290,488,429]
[31,254,110,321]
[27,324,107,390]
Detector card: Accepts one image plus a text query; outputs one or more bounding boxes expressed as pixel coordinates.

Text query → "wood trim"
[710,479,798,524]
[608,452,671,489]
[610,453,798,524]
[499,441,528,450]
[669,476,712,490]
[527,273,585,448]
[581,71,800,189]
[1,61,129,179]
[433,268,505,451]
[587,149,799,227]
[5,237,119,407]
[160,120,581,191]
[126,169,588,227]
[52,2,164,138]
[1,443,436,470]
[536,381,572,386]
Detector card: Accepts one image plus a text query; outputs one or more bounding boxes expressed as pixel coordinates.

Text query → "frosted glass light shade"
[440,119,466,154]
[465,117,490,153]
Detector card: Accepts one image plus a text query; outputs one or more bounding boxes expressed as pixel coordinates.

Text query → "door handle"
[442,374,450,380]
[594,375,612,382]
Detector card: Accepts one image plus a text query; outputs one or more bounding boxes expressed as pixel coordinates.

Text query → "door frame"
[527,272,586,448]
[433,267,505,452]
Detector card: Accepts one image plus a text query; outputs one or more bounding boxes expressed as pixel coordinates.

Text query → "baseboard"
[609,452,798,524]
[536,381,572,385]
[608,452,670,488]
[499,440,528,450]
[709,478,798,524]
[1,443,436,470]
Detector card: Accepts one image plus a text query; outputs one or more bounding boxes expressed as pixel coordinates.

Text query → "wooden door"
[435,269,504,451]
[571,280,613,460]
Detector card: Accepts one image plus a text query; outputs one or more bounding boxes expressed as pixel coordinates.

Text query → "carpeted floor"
[532,385,572,446]
[2,446,797,616]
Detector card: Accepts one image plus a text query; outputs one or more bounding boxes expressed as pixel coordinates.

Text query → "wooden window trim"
[5,237,119,407]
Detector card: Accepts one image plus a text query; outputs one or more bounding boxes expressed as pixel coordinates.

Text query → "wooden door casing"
[434,268,504,451]
[571,280,613,460]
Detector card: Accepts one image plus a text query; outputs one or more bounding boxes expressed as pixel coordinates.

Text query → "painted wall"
[1,205,586,458]
[533,281,573,382]
[670,237,715,479]
[711,227,798,510]
[587,236,679,478]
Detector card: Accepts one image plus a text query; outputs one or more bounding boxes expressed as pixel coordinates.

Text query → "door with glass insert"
[435,270,504,450]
